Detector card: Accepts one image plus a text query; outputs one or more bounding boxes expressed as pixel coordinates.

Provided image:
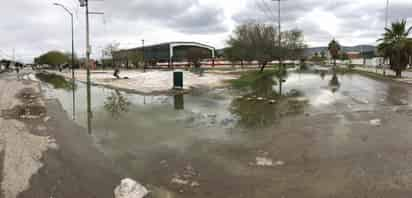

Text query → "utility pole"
[79,0,104,134]
[85,0,92,134]
[54,2,76,120]
[142,39,145,72]
[272,0,284,95]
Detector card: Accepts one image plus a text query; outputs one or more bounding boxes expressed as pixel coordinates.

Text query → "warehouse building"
[112,41,216,68]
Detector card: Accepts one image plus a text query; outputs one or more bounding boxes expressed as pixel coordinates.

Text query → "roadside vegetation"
[225,22,306,72]
[377,19,412,78]
[35,72,75,90]
[229,70,278,89]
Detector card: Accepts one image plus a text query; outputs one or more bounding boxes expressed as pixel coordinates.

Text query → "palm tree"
[377,19,412,78]
[328,39,341,69]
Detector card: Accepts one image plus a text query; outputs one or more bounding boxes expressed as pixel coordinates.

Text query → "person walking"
[15,66,20,80]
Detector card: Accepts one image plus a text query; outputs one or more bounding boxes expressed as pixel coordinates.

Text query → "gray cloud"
[232,0,412,46]
[104,0,227,35]
[3,0,412,63]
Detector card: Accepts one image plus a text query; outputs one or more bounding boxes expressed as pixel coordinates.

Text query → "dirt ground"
[0,73,122,198]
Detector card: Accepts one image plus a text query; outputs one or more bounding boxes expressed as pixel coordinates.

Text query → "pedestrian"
[113,67,120,79]
[16,66,20,80]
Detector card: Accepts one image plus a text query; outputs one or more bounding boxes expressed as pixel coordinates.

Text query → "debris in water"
[43,116,51,122]
[114,178,149,198]
[171,164,200,188]
[400,99,408,105]
[190,181,200,187]
[289,97,309,103]
[171,177,189,185]
[369,119,381,127]
[268,99,276,104]
[275,160,285,166]
[257,97,265,101]
[255,157,273,167]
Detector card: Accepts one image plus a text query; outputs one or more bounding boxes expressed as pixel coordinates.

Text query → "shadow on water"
[230,75,306,129]
[104,90,131,119]
[329,72,341,93]
[174,94,184,110]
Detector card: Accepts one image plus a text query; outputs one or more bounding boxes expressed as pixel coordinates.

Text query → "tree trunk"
[396,69,402,78]
[260,62,267,72]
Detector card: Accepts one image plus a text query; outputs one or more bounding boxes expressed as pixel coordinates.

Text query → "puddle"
[38,71,412,197]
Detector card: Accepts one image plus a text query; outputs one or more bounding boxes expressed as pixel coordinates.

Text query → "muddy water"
[40,72,412,198]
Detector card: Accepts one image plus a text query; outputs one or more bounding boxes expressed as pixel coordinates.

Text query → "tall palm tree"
[328,39,341,69]
[377,19,412,78]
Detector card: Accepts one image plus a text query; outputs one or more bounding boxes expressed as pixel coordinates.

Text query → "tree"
[187,47,210,69]
[224,46,245,68]
[127,51,143,69]
[226,23,277,72]
[103,42,120,68]
[377,19,412,77]
[340,52,349,62]
[283,29,307,64]
[34,51,70,67]
[320,51,326,59]
[226,23,306,72]
[328,39,341,68]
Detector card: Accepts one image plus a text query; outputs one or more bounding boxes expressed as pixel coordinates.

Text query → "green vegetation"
[229,70,278,89]
[377,19,412,78]
[35,72,75,90]
[34,51,72,66]
[328,39,341,68]
[225,22,306,72]
[310,52,327,63]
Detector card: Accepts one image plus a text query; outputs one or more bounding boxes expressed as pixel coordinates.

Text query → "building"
[346,51,362,60]
[112,41,216,68]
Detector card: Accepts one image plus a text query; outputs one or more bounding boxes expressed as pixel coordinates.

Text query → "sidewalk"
[48,69,238,94]
[355,66,412,84]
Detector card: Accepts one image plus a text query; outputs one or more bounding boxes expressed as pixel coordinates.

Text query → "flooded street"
[40,72,412,198]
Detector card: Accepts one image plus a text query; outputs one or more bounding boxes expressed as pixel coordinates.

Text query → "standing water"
[39,71,412,198]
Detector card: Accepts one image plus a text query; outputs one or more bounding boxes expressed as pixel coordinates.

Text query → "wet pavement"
[38,71,412,197]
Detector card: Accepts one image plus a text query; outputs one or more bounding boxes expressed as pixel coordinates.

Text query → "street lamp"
[54,2,76,120]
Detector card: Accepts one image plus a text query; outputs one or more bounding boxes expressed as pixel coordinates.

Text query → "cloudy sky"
[1,0,412,63]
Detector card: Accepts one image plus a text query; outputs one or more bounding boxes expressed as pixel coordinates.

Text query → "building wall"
[113,43,214,67]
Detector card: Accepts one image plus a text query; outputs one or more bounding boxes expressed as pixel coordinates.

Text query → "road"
[355,66,412,78]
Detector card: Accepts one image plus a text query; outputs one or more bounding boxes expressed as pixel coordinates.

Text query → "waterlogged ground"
[40,72,412,198]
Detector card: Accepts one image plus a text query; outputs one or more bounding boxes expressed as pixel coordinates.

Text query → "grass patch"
[229,70,278,89]
[35,72,75,90]
[352,69,398,81]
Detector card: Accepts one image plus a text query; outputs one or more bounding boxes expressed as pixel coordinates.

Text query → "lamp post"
[272,0,284,95]
[383,0,389,76]
[54,2,76,120]
[142,39,145,72]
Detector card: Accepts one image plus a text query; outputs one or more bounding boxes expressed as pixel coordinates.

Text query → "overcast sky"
[1,0,412,63]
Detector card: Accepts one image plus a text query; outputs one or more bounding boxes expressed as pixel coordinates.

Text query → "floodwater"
[40,72,412,198]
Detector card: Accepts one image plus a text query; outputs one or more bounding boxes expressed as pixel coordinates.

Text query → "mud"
[17,100,121,198]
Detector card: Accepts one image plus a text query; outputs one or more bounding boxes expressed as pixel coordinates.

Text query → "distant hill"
[304,45,376,57]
